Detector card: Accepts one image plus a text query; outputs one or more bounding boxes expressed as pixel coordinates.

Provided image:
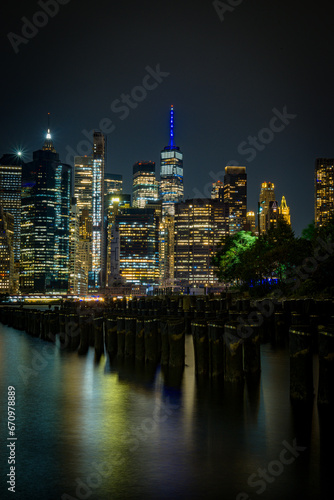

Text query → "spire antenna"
[169,105,174,147]
[43,112,56,152]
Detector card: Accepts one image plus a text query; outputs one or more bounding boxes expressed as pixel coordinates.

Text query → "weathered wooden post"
[242,324,261,377]
[105,317,118,359]
[168,319,185,368]
[78,314,90,355]
[192,321,209,376]
[208,321,225,378]
[318,328,334,405]
[224,323,244,382]
[144,318,160,364]
[289,327,313,401]
[124,317,136,359]
[117,316,125,357]
[160,319,169,366]
[135,319,145,362]
[93,316,104,356]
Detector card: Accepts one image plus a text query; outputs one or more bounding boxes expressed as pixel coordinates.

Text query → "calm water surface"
[0,322,333,500]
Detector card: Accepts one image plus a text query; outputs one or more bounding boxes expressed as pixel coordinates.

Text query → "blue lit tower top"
[160,105,184,217]
[169,105,174,147]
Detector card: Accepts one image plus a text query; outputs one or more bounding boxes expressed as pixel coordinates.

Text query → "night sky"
[1,0,333,235]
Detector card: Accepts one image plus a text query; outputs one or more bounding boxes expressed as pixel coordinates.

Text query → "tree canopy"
[212,215,330,296]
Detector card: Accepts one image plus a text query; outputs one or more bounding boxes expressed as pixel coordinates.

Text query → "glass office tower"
[160,105,184,217]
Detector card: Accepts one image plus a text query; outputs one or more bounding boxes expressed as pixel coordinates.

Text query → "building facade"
[224,166,247,234]
[0,208,14,294]
[132,161,159,208]
[0,155,22,265]
[258,181,275,234]
[160,105,184,217]
[20,128,71,294]
[174,199,228,287]
[113,208,159,285]
[279,196,291,226]
[91,131,105,290]
[315,158,334,227]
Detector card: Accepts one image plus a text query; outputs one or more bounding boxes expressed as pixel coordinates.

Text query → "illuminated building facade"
[160,105,184,217]
[104,173,123,198]
[91,131,105,290]
[74,156,93,293]
[0,208,14,294]
[315,158,334,227]
[74,156,93,215]
[279,196,291,226]
[0,155,22,265]
[73,132,106,291]
[174,199,228,286]
[211,180,224,202]
[159,215,175,287]
[246,211,256,233]
[68,199,87,295]
[114,208,159,285]
[132,161,159,208]
[20,127,71,294]
[224,166,247,234]
[267,200,279,229]
[104,173,123,286]
[258,181,275,234]
[105,193,131,284]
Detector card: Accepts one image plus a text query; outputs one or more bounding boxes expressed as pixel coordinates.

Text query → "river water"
[0,322,333,500]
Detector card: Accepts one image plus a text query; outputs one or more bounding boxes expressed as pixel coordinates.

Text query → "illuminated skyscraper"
[0,208,14,294]
[105,193,131,285]
[258,181,275,234]
[73,132,106,291]
[104,173,123,285]
[92,131,105,290]
[68,198,87,295]
[211,180,224,202]
[246,211,256,233]
[0,155,22,266]
[132,161,159,208]
[279,196,291,226]
[224,166,247,234]
[174,199,228,287]
[104,173,123,198]
[74,156,93,216]
[160,105,184,217]
[20,123,71,294]
[315,158,334,227]
[114,208,159,285]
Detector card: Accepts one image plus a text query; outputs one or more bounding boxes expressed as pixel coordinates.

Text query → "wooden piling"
[192,321,209,376]
[289,327,313,401]
[318,328,334,405]
[124,317,136,359]
[168,319,185,368]
[224,323,243,382]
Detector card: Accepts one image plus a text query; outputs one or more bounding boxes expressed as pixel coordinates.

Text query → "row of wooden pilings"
[0,295,333,403]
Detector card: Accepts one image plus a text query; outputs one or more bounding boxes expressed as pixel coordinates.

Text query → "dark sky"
[1,0,333,235]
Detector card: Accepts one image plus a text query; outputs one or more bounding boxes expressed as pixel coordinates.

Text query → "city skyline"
[1,1,334,236]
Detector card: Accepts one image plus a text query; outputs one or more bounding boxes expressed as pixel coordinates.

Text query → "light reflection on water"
[0,325,332,500]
